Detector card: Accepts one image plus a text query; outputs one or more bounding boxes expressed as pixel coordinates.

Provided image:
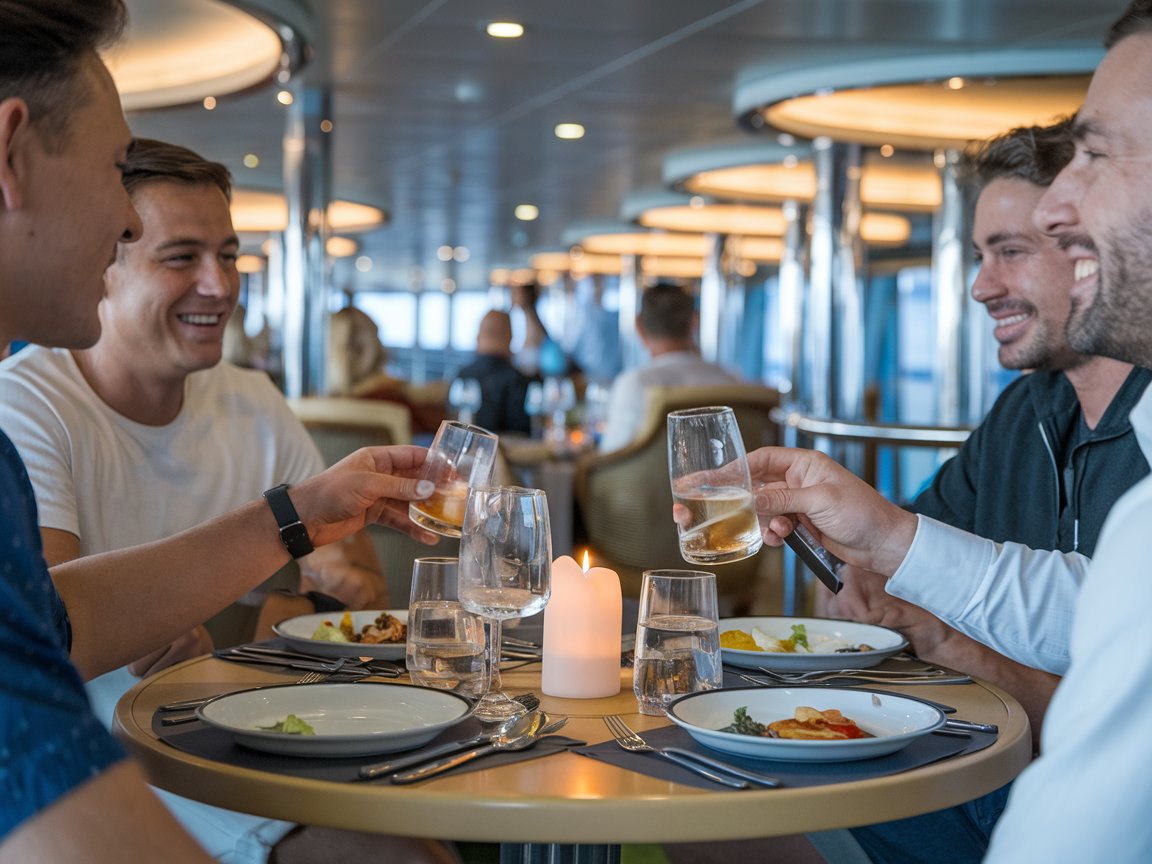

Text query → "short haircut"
[1106,0,1152,47]
[122,138,233,202]
[639,282,695,340]
[0,0,127,150]
[960,117,1075,192]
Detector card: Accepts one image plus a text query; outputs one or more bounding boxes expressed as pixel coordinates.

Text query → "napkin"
[152,712,584,783]
[575,723,997,791]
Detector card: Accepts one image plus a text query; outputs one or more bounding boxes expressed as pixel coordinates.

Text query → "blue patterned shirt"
[0,430,125,838]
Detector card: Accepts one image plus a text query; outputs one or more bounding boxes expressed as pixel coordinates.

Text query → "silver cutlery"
[603,715,779,790]
[390,711,567,784]
[357,693,547,779]
[158,671,336,724]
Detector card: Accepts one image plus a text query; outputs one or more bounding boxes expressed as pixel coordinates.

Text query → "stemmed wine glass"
[458,485,552,721]
[448,377,482,425]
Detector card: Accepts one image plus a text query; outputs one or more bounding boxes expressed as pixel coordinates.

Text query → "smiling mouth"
[1074,259,1099,282]
[178,313,223,326]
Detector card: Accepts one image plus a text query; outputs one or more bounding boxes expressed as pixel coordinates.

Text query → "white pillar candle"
[541,551,622,698]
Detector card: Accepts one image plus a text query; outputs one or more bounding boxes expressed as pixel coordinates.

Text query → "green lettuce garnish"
[258,713,316,735]
[790,623,810,651]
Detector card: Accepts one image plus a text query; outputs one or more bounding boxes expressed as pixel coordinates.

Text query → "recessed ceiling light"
[276,89,294,105]
[554,123,585,140]
[946,76,965,90]
[486,21,524,38]
[879,144,895,157]
[515,204,539,221]
[242,153,259,168]
[202,96,217,110]
[436,245,454,262]
[355,255,373,272]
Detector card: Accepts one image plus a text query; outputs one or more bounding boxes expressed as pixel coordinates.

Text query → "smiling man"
[746,1,1152,858]
[0,139,457,864]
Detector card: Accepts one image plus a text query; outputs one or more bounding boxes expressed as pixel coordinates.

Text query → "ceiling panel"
[124,0,1125,292]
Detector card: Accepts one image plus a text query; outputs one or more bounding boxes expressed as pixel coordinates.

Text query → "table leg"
[499,843,621,863]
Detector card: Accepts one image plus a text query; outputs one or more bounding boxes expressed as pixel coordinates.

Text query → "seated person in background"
[453,310,535,435]
[0,139,450,864]
[326,305,439,434]
[599,282,742,453]
[813,117,1150,864]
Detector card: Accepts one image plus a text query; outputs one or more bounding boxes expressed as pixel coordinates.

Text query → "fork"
[602,715,779,789]
[157,670,336,722]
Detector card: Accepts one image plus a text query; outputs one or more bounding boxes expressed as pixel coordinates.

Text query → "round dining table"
[114,655,1031,860]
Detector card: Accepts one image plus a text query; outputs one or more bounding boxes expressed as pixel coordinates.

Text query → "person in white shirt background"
[599,282,742,453]
[746,2,1152,857]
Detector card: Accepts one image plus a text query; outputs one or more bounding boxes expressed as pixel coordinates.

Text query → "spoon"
[359,712,530,780]
[390,710,554,784]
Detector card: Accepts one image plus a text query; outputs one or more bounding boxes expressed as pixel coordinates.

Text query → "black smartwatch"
[263,483,314,559]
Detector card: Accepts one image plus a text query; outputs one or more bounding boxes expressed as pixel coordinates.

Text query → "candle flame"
[581,549,590,573]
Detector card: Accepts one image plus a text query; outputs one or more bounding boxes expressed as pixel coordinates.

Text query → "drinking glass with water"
[633,569,723,715]
[667,406,763,565]
[405,557,488,699]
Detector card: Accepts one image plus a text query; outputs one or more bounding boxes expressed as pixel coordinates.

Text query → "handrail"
[770,407,974,447]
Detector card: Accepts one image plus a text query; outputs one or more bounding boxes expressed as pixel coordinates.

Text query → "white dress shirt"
[889,387,1152,860]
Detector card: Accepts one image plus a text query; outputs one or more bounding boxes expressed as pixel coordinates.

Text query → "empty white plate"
[273,609,408,660]
[196,682,470,757]
[720,616,908,672]
[666,686,945,762]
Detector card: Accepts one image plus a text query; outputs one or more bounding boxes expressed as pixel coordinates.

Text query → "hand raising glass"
[458,486,552,721]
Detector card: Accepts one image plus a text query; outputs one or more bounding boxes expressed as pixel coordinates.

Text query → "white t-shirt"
[0,348,322,555]
[598,351,742,453]
[0,346,324,862]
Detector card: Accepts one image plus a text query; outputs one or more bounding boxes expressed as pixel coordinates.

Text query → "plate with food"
[666,686,945,762]
[196,682,471,757]
[719,616,908,671]
[273,609,409,660]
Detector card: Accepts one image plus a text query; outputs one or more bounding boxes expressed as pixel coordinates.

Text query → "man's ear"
[0,97,32,212]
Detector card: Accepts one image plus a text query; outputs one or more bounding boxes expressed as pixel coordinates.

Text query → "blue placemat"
[575,722,996,790]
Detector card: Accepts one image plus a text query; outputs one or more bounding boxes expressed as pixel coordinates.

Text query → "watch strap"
[263,483,315,559]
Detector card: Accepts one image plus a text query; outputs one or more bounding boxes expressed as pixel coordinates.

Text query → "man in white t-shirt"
[599,282,743,452]
[0,138,454,864]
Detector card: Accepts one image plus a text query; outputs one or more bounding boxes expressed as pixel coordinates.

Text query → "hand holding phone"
[783,522,844,594]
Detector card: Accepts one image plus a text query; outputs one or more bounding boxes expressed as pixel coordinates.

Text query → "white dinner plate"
[196,682,471,757]
[719,616,908,671]
[273,609,408,660]
[666,686,945,762]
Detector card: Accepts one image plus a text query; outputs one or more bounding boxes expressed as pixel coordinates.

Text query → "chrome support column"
[617,254,643,369]
[698,233,725,364]
[931,148,978,424]
[777,200,808,399]
[808,139,865,430]
[281,83,332,398]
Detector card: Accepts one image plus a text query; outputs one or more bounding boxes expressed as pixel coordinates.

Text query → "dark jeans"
[849,784,1012,864]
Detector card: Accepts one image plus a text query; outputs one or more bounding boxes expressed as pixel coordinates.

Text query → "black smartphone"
[783,522,844,594]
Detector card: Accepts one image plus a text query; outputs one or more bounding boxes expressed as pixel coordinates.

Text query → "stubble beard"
[1067,212,1152,368]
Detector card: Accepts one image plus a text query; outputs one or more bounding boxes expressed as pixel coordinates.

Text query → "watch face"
[281,521,313,558]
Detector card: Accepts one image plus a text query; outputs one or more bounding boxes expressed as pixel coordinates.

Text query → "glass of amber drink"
[667,406,763,565]
[410,421,498,537]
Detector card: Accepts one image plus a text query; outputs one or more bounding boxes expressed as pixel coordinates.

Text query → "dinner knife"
[358,733,494,779]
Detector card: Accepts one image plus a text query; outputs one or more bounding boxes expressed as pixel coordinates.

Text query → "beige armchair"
[576,383,780,614]
[288,396,413,466]
[287,396,441,604]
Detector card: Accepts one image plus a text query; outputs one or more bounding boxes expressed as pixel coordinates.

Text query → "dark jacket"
[910,366,1152,557]
[453,353,534,436]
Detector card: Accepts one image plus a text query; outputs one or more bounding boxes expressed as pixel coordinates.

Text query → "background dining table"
[114,651,1032,862]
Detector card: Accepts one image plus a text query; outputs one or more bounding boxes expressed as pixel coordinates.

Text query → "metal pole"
[281,83,332,398]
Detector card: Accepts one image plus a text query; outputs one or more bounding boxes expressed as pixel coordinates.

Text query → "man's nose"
[970,263,1003,303]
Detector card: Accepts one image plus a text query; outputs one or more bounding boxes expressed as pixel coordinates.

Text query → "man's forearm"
[56,499,289,679]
